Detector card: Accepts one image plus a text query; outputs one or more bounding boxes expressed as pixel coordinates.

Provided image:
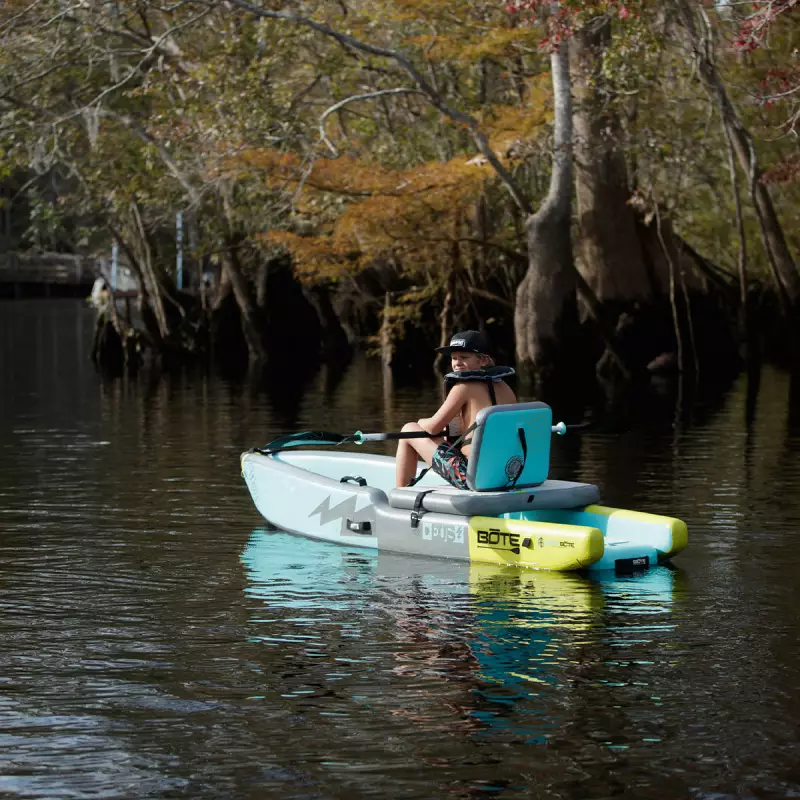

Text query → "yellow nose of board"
[467,516,604,571]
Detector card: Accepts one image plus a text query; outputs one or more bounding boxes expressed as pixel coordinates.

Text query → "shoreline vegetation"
[1,1,798,391]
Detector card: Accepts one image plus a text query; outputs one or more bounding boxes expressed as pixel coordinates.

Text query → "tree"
[673,0,800,315]
[4,0,795,375]
[0,0,310,361]
[224,0,598,382]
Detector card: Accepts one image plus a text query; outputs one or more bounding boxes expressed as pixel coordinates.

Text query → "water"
[2,300,800,799]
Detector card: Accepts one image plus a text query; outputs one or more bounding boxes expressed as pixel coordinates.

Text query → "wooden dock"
[0,252,98,297]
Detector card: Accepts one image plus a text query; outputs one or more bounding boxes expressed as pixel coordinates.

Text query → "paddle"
[357,423,576,440]
[352,430,446,443]
[254,421,577,455]
[553,421,592,435]
[251,428,446,456]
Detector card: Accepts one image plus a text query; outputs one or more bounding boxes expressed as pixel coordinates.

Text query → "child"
[395,330,517,488]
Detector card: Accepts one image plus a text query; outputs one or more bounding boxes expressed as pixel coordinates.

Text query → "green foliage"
[1,0,796,329]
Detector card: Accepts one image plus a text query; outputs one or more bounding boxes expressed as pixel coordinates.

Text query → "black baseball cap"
[435,330,491,355]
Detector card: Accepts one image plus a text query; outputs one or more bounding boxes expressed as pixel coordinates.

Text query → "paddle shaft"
[357,422,575,443]
[354,430,445,443]
[258,420,584,454]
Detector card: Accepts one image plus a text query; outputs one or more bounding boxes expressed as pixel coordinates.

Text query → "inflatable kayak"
[241,402,687,572]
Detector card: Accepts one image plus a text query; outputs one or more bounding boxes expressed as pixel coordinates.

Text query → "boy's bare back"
[455,381,516,456]
[395,330,517,489]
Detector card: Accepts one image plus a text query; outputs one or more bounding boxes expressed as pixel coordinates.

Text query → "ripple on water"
[3,302,800,798]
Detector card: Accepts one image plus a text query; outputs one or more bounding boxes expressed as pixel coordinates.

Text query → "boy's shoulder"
[460,380,502,404]
[448,378,486,392]
[462,379,492,393]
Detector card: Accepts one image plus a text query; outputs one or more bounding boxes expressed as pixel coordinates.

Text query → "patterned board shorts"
[431,442,469,490]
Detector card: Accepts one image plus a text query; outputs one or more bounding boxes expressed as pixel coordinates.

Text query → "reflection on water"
[242,530,680,748]
[2,300,800,799]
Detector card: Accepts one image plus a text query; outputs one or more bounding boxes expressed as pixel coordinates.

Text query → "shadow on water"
[245,357,324,430]
[789,368,800,436]
[214,349,357,432]
[92,321,744,451]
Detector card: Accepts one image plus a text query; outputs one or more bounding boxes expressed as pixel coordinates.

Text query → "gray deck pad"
[389,479,600,516]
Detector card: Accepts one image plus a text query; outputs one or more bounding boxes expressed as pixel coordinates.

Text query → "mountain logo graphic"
[308,495,359,526]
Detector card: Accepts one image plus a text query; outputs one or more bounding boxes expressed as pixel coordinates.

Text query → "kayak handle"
[552,422,567,436]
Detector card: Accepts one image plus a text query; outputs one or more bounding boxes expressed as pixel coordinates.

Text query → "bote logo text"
[476,528,520,551]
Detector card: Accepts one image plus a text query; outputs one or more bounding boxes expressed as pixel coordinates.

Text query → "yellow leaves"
[482,76,552,156]
[238,148,496,198]
[258,153,496,284]
[456,28,540,61]
[358,0,534,63]
[389,0,474,24]
[484,105,549,158]
[306,155,417,195]
[244,75,551,286]
[405,26,536,62]
[264,230,359,283]
[236,149,299,182]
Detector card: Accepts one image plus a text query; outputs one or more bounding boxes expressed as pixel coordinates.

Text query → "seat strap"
[407,467,430,487]
[487,381,497,405]
[410,490,435,529]
[507,427,528,489]
[449,420,478,451]
[408,419,478,487]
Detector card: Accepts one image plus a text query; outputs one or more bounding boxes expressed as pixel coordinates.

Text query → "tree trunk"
[255,257,269,309]
[304,284,351,359]
[571,16,653,302]
[380,292,394,369]
[130,199,171,342]
[514,43,579,375]
[104,222,164,348]
[221,240,267,362]
[723,113,750,349]
[675,0,800,311]
[212,265,232,311]
[435,218,459,371]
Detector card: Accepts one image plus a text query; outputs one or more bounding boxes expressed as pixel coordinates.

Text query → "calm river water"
[2,300,800,800]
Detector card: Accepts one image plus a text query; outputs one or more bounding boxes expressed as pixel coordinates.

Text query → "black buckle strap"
[449,420,478,451]
[340,475,367,487]
[407,467,430,487]
[507,427,528,489]
[407,420,478,487]
[410,490,435,529]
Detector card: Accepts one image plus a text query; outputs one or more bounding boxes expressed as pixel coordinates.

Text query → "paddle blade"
[253,430,351,455]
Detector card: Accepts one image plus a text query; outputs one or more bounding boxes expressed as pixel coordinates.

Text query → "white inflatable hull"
[241,450,687,573]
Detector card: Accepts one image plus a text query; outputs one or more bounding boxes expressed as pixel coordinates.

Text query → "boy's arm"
[417,384,468,435]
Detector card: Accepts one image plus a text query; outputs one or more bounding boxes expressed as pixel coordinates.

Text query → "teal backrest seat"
[466,402,552,491]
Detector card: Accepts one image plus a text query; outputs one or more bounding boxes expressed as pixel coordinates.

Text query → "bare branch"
[0,0,49,34]
[465,285,514,308]
[97,109,201,205]
[225,0,533,213]
[41,3,83,29]
[3,53,70,94]
[318,88,424,156]
[55,7,211,124]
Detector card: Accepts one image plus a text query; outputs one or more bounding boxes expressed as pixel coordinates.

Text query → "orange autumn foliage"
[236,85,549,283]
[239,150,493,283]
